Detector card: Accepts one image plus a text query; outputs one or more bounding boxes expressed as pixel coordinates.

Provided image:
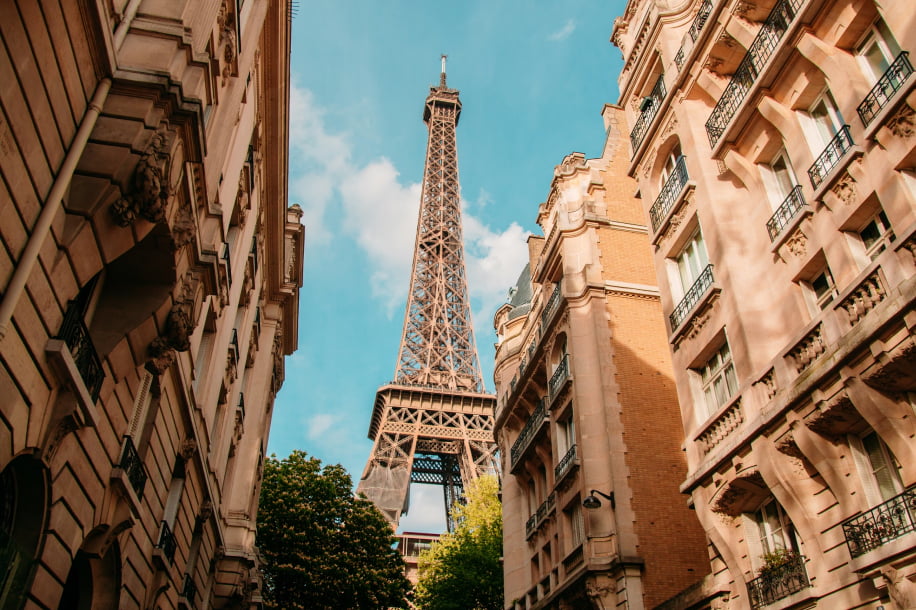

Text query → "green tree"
[414,475,503,610]
[257,450,410,610]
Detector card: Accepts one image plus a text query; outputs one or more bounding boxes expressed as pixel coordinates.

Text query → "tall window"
[808,91,845,148]
[566,502,584,549]
[852,431,904,503]
[856,19,901,83]
[659,144,683,186]
[752,498,799,557]
[675,229,709,297]
[763,150,799,207]
[558,417,575,455]
[698,341,737,417]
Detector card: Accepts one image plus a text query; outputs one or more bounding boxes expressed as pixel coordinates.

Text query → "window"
[807,91,845,148]
[566,502,584,549]
[808,268,837,310]
[698,341,737,417]
[856,19,901,83]
[752,498,799,557]
[659,144,683,186]
[763,150,799,206]
[675,229,709,297]
[558,417,575,455]
[851,431,904,503]
[858,209,894,260]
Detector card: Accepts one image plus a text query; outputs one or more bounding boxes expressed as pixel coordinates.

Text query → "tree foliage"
[414,475,503,610]
[257,450,410,610]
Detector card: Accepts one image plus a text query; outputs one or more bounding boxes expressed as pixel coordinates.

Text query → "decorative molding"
[783,229,808,257]
[886,103,916,139]
[179,438,198,461]
[111,128,173,227]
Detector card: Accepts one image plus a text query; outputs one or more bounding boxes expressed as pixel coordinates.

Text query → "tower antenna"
[440,54,447,87]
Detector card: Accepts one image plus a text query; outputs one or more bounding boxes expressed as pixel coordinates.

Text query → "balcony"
[229,328,240,367]
[630,74,666,154]
[510,398,548,471]
[119,436,148,500]
[554,444,578,482]
[857,52,913,127]
[541,283,562,328]
[649,156,689,232]
[548,354,570,399]
[669,265,714,330]
[705,0,802,147]
[56,300,105,403]
[842,487,916,558]
[807,125,854,189]
[746,553,810,608]
[674,0,714,72]
[765,186,806,241]
[524,492,556,540]
[155,520,177,564]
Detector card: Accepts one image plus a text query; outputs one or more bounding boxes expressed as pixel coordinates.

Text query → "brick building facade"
[492,105,708,610]
[613,0,916,606]
[0,0,302,608]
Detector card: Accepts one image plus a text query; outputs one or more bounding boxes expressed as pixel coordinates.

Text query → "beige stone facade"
[0,1,301,608]
[493,106,708,610]
[612,0,916,607]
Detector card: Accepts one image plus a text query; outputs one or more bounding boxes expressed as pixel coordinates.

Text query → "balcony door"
[856,19,901,84]
[675,229,709,299]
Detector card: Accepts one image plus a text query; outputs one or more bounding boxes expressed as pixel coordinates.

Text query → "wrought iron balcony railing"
[674,0,714,71]
[229,328,240,367]
[649,156,689,232]
[669,265,714,330]
[807,125,854,189]
[842,487,916,558]
[57,300,104,402]
[705,0,802,147]
[555,444,577,480]
[549,354,570,398]
[119,436,148,500]
[541,283,562,327]
[765,185,806,241]
[181,573,198,603]
[510,398,548,468]
[525,492,556,539]
[858,52,913,126]
[155,520,177,563]
[525,513,537,539]
[747,553,810,608]
[630,74,667,153]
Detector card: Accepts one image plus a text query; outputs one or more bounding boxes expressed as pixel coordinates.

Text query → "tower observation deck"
[356,59,498,530]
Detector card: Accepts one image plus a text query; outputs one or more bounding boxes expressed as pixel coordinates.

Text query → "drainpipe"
[0,77,112,342]
[112,0,142,50]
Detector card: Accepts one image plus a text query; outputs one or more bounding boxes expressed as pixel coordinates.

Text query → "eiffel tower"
[357,58,497,530]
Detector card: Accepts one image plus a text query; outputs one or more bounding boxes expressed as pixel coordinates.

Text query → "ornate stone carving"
[171,201,196,249]
[111,129,172,227]
[886,104,916,139]
[197,500,214,525]
[756,369,777,401]
[557,152,586,175]
[219,0,238,86]
[146,272,200,374]
[179,438,198,461]
[783,229,807,257]
[881,565,916,610]
[830,172,857,206]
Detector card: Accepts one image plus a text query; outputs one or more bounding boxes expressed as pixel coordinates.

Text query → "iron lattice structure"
[357,62,497,530]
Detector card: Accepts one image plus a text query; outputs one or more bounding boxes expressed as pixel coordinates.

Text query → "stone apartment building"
[492,105,709,610]
[0,1,302,608]
[612,0,916,607]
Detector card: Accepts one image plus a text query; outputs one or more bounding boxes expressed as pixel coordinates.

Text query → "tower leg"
[357,431,417,526]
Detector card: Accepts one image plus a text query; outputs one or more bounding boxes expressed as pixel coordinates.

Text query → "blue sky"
[268,1,628,532]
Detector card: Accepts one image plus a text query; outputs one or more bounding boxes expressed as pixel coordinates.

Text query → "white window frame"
[800,90,845,154]
[804,267,838,312]
[858,209,895,261]
[697,341,737,419]
[667,228,709,302]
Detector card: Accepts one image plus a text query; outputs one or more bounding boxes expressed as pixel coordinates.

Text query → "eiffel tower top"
[393,60,485,393]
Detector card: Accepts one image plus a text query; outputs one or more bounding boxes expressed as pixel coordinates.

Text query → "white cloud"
[548,19,576,42]
[305,413,338,440]
[288,83,530,325]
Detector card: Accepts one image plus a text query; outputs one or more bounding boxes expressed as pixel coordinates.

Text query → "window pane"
[863,432,902,500]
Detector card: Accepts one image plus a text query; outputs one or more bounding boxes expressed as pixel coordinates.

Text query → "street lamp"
[582,490,615,510]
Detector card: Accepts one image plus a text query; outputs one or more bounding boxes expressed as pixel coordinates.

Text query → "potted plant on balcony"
[755,548,801,599]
